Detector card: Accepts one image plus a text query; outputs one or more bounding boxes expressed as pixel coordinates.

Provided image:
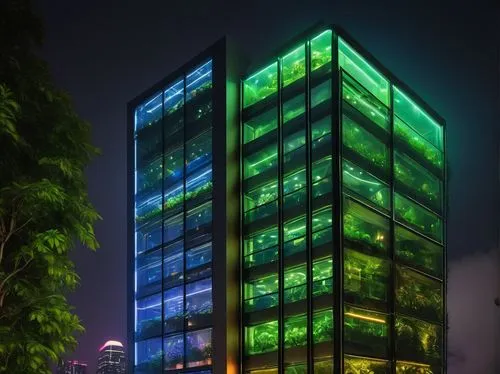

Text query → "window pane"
[186,242,212,270]
[282,44,306,87]
[186,201,212,245]
[283,167,306,195]
[283,93,305,124]
[311,30,332,71]
[394,193,442,242]
[344,249,389,308]
[164,334,184,370]
[244,107,278,144]
[396,266,443,322]
[284,314,307,348]
[164,286,184,333]
[163,241,183,286]
[136,249,162,295]
[245,200,278,225]
[313,206,332,233]
[244,63,278,108]
[338,38,389,106]
[395,151,442,212]
[244,226,278,256]
[245,274,278,312]
[136,190,162,225]
[186,328,213,367]
[186,278,213,326]
[186,60,212,101]
[313,257,333,296]
[136,294,162,339]
[163,213,183,244]
[186,130,212,175]
[135,337,162,371]
[164,146,184,188]
[163,79,184,118]
[344,355,389,374]
[344,305,389,357]
[136,156,162,196]
[284,129,306,154]
[313,309,334,344]
[244,144,278,179]
[312,79,332,108]
[343,115,389,173]
[343,198,390,255]
[343,159,390,211]
[245,321,278,355]
[136,221,162,255]
[394,86,443,150]
[312,116,332,141]
[135,92,162,132]
[186,164,212,204]
[395,225,443,278]
[245,180,278,212]
[395,316,442,363]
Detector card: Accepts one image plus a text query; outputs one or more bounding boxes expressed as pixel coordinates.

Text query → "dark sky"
[34,0,499,372]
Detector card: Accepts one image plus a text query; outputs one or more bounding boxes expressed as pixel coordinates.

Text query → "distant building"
[96,340,126,374]
[57,360,87,374]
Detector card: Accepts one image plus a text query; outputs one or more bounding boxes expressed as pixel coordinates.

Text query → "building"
[57,360,87,374]
[128,25,446,374]
[96,340,126,374]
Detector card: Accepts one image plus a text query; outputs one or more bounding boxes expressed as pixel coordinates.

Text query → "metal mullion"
[277,58,284,374]
[389,82,396,374]
[182,75,188,370]
[239,78,245,374]
[160,90,166,373]
[305,41,313,374]
[442,119,448,374]
[331,30,343,374]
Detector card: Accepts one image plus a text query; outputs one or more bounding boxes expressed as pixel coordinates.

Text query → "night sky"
[34,0,499,372]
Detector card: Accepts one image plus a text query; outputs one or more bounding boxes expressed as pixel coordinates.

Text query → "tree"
[0,1,100,372]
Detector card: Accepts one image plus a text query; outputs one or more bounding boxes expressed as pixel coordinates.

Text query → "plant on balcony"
[394,123,442,170]
[396,240,439,276]
[252,323,278,354]
[311,50,331,71]
[313,312,333,343]
[395,317,441,362]
[137,317,161,338]
[344,357,388,374]
[396,362,433,374]
[396,273,442,321]
[343,213,386,252]
[394,162,439,206]
[343,123,387,170]
[282,59,306,87]
[285,321,307,348]
[188,81,212,99]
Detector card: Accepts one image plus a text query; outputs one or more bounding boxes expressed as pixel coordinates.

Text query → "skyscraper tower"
[96,340,126,374]
[57,360,88,374]
[128,24,446,374]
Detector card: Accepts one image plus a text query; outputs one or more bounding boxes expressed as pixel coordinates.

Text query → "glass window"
[163,213,183,244]
[343,159,390,211]
[284,264,307,304]
[284,214,306,243]
[284,129,306,154]
[342,73,389,131]
[396,361,437,374]
[395,151,442,212]
[186,201,212,243]
[313,309,334,344]
[186,164,212,204]
[313,257,333,296]
[282,44,306,87]
[164,79,184,117]
[244,226,278,256]
[314,359,334,374]
[396,266,443,322]
[186,278,213,323]
[244,63,278,108]
[135,193,162,226]
[244,144,278,180]
[186,328,212,367]
[344,355,389,374]
[164,286,184,333]
[245,200,278,226]
[135,337,162,370]
[164,146,184,188]
[284,314,307,348]
[344,249,389,307]
[283,187,306,219]
[283,167,306,196]
[135,92,162,132]
[244,180,278,212]
[313,206,333,233]
[344,305,389,357]
[186,130,212,175]
[136,249,162,295]
[245,321,278,355]
[136,294,162,339]
[311,30,332,71]
[394,116,443,171]
[311,79,332,108]
[136,221,162,255]
[244,274,278,312]
[163,241,184,285]
[164,334,184,370]
[283,93,305,124]
[244,107,278,144]
[312,116,332,141]
[343,114,389,173]
[395,225,443,278]
[163,181,184,215]
[186,60,213,101]
[395,316,442,363]
[136,156,162,195]
[338,38,389,106]
[343,198,390,254]
[186,242,212,270]
[312,156,332,198]
[394,86,443,150]
[395,193,442,242]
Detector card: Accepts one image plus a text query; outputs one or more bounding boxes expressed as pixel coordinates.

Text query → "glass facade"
[241,28,445,374]
[134,60,213,373]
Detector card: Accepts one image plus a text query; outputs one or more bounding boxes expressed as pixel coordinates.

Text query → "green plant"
[394,162,439,206]
[344,356,388,374]
[311,50,331,71]
[343,213,387,251]
[282,60,306,87]
[250,321,278,354]
[343,121,388,170]
[313,311,333,343]
[394,121,442,170]
[395,317,441,362]
[396,362,433,374]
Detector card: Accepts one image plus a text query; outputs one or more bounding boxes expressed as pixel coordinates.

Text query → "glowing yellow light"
[345,312,385,324]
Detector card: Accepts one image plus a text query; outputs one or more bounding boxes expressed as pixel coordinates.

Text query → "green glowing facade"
[241,27,446,374]
[128,24,446,374]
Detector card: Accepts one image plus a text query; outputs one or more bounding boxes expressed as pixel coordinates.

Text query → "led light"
[345,312,385,324]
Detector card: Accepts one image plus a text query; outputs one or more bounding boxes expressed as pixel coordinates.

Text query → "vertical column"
[277,57,284,374]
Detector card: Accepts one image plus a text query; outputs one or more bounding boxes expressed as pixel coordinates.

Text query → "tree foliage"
[0,1,100,372]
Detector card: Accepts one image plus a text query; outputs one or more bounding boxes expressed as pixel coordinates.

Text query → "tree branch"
[0,256,33,308]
